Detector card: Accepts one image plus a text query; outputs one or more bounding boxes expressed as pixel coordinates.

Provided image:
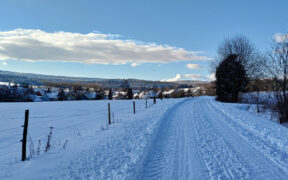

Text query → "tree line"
[213,33,288,123]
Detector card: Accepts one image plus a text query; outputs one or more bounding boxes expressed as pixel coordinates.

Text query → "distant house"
[163,89,175,98]
[132,89,140,99]
[133,93,140,99]
[88,88,95,92]
[139,91,149,99]
[86,92,97,100]
[149,91,158,98]
[66,92,77,101]
[63,88,70,93]
[78,93,89,100]
[41,93,58,101]
[35,91,43,97]
[113,91,127,100]
[28,95,42,102]
[34,88,45,96]
[191,87,202,96]
[103,90,110,100]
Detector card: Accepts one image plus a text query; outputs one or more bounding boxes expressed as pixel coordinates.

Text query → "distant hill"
[0,70,209,89]
[173,80,209,86]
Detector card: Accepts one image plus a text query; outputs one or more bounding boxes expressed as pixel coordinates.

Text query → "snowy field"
[1,97,288,179]
[0,98,183,179]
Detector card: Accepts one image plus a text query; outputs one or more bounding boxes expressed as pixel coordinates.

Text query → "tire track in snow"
[192,100,250,179]
[140,97,288,179]
[207,99,288,178]
[140,99,208,180]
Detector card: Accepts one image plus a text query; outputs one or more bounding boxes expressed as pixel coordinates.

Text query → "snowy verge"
[0,98,184,179]
[209,98,288,174]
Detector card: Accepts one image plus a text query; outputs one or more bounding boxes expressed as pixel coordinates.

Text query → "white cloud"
[131,62,140,67]
[274,33,288,42]
[186,63,203,69]
[184,74,209,81]
[1,62,8,66]
[162,74,182,82]
[0,29,211,64]
[163,73,215,82]
[208,73,215,81]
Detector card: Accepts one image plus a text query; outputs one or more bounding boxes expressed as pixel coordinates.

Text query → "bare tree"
[265,33,288,123]
[211,35,260,77]
[247,53,267,110]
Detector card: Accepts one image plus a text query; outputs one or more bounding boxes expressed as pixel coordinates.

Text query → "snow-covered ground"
[240,92,282,123]
[137,97,288,179]
[1,97,288,179]
[0,98,183,179]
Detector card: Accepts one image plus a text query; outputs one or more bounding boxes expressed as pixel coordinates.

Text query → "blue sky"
[0,0,287,81]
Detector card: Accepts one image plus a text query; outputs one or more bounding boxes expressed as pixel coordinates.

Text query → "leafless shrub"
[63,140,68,149]
[45,127,53,152]
[37,140,41,155]
[28,135,35,159]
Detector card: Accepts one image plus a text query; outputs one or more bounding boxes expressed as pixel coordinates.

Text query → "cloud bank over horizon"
[162,73,215,82]
[0,29,211,65]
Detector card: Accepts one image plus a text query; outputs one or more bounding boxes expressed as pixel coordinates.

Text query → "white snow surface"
[1,97,288,179]
[0,98,182,179]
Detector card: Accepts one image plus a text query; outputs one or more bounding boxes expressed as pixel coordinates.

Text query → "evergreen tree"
[108,88,113,100]
[127,88,133,99]
[215,54,248,102]
[122,80,133,99]
[159,91,163,100]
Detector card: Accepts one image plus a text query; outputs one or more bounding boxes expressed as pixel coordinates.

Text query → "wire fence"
[0,98,158,166]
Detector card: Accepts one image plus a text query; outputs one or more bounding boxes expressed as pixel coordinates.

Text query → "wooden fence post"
[108,103,111,125]
[145,98,147,109]
[133,101,136,114]
[22,109,29,161]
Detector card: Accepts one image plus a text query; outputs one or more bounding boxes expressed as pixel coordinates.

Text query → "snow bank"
[210,98,288,174]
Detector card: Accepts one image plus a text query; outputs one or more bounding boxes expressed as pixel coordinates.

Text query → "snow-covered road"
[139,97,288,179]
